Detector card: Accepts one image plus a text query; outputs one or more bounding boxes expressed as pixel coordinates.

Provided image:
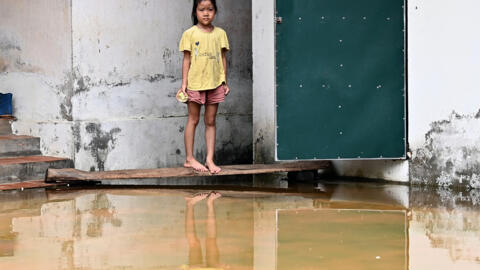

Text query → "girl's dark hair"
[192,0,218,25]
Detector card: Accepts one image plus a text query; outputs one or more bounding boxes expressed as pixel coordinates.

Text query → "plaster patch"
[410,111,480,188]
[84,123,121,171]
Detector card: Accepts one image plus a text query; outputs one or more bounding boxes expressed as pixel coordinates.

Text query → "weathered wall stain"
[0,54,40,74]
[0,38,21,52]
[84,123,121,171]
[56,72,74,121]
[410,110,480,189]
[72,124,82,153]
[0,33,41,74]
[73,67,173,95]
[0,57,7,72]
[215,141,252,165]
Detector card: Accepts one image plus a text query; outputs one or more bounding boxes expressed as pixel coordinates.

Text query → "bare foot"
[184,158,208,172]
[185,193,208,206]
[205,160,221,174]
[207,191,222,204]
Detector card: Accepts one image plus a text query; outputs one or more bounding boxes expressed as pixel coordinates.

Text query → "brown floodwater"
[0,176,479,269]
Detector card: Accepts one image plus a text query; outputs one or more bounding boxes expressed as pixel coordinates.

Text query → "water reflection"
[0,181,478,269]
[409,186,480,269]
[183,191,226,269]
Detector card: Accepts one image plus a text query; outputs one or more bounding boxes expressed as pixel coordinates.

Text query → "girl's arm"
[222,49,230,95]
[180,51,191,94]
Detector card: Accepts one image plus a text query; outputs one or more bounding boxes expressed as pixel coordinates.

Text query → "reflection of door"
[276,209,407,270]
[275,0,406,160]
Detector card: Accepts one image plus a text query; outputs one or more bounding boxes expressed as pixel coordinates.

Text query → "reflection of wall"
[1,191,254,269]
[409,209,480,269]
[410,186,480,269]
[253,195,314,270]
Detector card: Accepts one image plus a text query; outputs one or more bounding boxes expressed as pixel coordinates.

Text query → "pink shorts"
[187,85,226,105]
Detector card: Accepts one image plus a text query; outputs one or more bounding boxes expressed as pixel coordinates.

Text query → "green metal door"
[276,0,406,160]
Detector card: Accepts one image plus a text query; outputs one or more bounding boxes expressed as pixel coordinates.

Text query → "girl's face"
[196,0,216,27]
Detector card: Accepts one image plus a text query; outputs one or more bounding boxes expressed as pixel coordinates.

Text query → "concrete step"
[0,156,73,184]
[0,135,41,157]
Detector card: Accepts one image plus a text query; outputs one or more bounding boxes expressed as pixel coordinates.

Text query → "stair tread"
[0,156,69,165]
[0,135,37,140]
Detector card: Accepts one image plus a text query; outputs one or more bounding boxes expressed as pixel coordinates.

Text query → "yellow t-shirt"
[179,26,229,91]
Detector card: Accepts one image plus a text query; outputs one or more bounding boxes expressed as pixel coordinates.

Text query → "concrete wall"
[407,0,480,188]
[0,0,74,158]
[1,0,252,171]
[252,0,480,188]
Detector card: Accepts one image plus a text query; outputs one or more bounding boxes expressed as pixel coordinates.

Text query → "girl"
[177,0,230,174]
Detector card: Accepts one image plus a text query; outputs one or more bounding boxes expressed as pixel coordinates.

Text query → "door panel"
[276,0,406,160]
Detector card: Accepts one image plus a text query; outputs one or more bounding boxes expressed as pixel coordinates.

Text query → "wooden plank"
[46,161,330,183]
[0,180,66,191]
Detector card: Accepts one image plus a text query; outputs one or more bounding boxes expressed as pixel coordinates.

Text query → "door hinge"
[275,16,283,24]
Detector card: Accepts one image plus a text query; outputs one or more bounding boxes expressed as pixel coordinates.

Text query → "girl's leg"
[206,192,221,267]
[184,102,208,172]
[204,103,221,173]
[185,193,208,266]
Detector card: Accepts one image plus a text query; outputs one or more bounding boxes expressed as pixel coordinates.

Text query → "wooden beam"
[46,161,330,183]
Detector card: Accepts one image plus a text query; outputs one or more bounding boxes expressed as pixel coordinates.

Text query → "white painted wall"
[408,0,480,150]
[407,0,480,188]
[252,0,480,187]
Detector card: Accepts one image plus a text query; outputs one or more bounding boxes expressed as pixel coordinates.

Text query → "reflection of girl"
[181,192,226,270]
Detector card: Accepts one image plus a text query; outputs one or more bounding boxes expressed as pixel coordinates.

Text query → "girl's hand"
[176,87,188,102]
[223,84,230,96]
[177,87,187,96]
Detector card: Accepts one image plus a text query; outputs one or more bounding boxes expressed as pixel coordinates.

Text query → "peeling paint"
[84,123,121,171]
[410,111,480,189]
